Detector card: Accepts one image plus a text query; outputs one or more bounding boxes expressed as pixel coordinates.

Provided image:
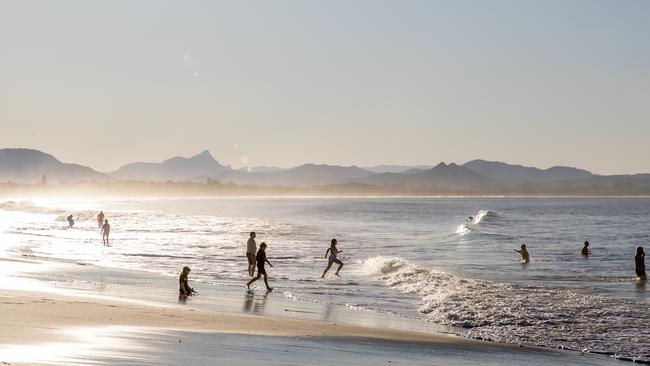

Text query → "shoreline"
[0,256,625,365]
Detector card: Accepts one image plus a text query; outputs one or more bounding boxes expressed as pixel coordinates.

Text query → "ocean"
[1,197,648,361]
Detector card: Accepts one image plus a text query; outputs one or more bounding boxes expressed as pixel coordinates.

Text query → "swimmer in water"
[514,244,530,263]
[636,247,646,281]
[582,241,590,256]
[321,239,344,278]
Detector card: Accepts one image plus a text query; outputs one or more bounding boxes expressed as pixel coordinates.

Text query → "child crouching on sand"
[179,266,197,297]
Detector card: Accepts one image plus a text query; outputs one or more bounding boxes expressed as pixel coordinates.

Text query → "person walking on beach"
[66,215,75,228]
[96,211,105,229]
[514,244,530,263]
[321,239,344,278]
[246,232,257,277]
[246,242,273,291]
[101,219,110,246]
[179,266,197,297]
[582,241,590,256]
[636,247,646,281]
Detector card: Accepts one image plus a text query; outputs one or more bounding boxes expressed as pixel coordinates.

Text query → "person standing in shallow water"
[67,215,75,228]
[514,244,530,263]
[96,211,105,229]
[246,232,257,277]
[321,239,344,278]
[101,219,110,246]
[636,247,646,281]
[246,242,273,291]
[582,241,590,256]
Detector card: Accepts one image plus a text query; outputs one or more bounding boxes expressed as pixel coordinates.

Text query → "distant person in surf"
[96,211,105,229]
[514,244,530,263]
[179,266,197,297]
[246,232,257,277]
[66,215,75,228]
[581,241,590,256]
[246,242,273,291]
[635,247,646,281]
[467,216,474,222]
[101,219,110,245]
[321,239,344,278]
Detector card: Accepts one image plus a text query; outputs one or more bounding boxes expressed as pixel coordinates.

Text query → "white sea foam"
[363,256,650,361]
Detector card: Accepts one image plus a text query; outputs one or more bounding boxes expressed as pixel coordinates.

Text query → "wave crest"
[363,256,650,361]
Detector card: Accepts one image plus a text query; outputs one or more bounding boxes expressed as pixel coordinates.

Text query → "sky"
[1,0,649,174]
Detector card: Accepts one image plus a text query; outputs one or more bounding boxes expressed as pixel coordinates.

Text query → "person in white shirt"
[246,232,257,277]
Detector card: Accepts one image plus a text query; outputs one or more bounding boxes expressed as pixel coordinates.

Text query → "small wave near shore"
[363,256,650,362]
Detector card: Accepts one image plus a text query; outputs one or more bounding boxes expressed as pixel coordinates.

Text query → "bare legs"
[247,272,272,291]
[321,259,343,278]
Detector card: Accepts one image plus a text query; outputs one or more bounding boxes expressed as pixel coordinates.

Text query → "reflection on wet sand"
[243,289,269,313]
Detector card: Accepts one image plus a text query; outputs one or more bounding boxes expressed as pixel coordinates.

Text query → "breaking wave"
[364,256,650,362]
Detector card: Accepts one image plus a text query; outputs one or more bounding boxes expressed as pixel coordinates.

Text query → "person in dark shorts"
[582,241,590,256]
[246,232,257,277]
[246,242,273,291]
[179,266,197,297]
[321,239,344,278]
[636,247,646,281]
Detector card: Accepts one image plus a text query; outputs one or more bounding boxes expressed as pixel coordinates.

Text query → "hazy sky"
[1,1,649,174]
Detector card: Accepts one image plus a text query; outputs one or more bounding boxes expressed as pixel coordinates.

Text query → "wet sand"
[0,257,623,365]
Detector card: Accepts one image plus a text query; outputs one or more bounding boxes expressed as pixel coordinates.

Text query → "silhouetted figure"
[101,219,111,245]
[582,241,590,256]
[179,266,197,297]
[246,242,273,291]
[97,211,105,229]
[514,244,530,263]
[321,239,344,278]
[246,232,257,277]
[467,216,474,222]
[636,247,646,281]
[67,215,74,228]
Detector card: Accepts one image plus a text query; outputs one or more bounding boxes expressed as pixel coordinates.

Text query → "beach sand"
[0,258,622,365]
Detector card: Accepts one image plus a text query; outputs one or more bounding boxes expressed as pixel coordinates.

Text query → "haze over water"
[1,197,648,361]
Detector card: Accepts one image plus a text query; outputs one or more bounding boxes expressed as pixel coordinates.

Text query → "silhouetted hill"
[363,165,434,173]
[111,150,230,181]
[0,148,106,183]
[215,164,373,187]
[355,162,493,188]
[462,159,595,184]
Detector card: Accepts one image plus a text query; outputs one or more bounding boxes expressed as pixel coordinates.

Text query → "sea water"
[0,197,648,361]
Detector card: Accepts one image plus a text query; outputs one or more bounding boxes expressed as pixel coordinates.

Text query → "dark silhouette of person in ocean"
[101,219,111,246]
[66,215,75,228]
[179,266,197,297]
[582,241,590,256]
[246,242,273,291]
[636,247,646,281]
[514,244,530,263]
[246,232,257,277]
[97,211,105,229]
[321,239,344,278]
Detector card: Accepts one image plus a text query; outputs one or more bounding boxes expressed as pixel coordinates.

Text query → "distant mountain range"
[0,148,107,183]
[1,148,649,192]
[111,150,230,182]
